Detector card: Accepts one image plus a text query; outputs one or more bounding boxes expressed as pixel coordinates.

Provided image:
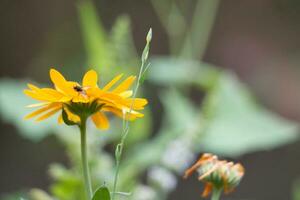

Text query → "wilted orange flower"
[24,68,147,129]
[184,153,245,198]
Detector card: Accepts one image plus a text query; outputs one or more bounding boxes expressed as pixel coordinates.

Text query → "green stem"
[112,29,152,200]
[181,0,220,59]
[150,0,186,55]
[79,117,93,199]
[211,188,222,200]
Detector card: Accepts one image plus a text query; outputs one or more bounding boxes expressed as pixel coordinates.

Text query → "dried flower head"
[24,68,147,129]
[184,153,245,198]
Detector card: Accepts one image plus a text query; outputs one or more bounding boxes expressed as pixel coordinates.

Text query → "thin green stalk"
[112,28,152,200]
[150,0,186,55]
[211,188,222,200]
[79,117,93,199]
[181,0,220,59]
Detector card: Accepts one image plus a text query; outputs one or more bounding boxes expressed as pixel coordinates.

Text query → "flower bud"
[184,153,245,197]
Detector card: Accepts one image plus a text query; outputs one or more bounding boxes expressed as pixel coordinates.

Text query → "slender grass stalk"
[79,117,93,199]
[211,188,222,200]
[181,0,220,59]
[112,28,152,200]
[150,0,186,55]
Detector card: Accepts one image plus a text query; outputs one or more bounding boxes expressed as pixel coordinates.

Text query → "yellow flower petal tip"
[83,70,98,87]
[24,68,148,129]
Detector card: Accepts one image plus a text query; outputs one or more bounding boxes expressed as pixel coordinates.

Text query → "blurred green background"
[1,0,300,200]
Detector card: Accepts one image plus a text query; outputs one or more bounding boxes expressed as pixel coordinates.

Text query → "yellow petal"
[25,103,61,119]
[36,107,61,121]
[26,102,50,108]
[102,74,123,91]
[92,112,109,130]
[24,90,49,101]
[40,88,64,97]
[24,88,67,102]
[50,68,67,87]
[49,69,76,95]
[112,76,136,93]
[26,84,63,101]
[82,70,98,87]
[126,98,148,110]
[120,90,133,98]
[27,83,40,91]
[58,113,63,124]
[72,95,90,103]
[39,88,69,102]
[202,183,213,197]
[64,107,81,123]
[103,106,143,120]
[99,95,147,111]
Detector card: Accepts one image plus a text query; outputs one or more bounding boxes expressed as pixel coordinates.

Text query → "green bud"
[146,28,152,43]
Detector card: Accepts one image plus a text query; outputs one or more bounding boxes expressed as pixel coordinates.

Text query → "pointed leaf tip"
[92,186,111,200]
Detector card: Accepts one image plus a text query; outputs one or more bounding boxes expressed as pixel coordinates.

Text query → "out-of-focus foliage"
[293,179,300,200]
[148,57,219,89]
[0,0,299,199]
[77,0,113,69]
[148,61,299,157]
[0,79,59,141]
[200,72,299,156]
[29,189,53,200]
[1,192,28,200]
[78,0,137,77]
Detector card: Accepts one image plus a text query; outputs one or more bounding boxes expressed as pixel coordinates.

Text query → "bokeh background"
[1,0,300,200]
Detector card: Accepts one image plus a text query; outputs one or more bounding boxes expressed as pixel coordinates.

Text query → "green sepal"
[62,108,77,126]
[92,186,111,200]
[65,101,104,118]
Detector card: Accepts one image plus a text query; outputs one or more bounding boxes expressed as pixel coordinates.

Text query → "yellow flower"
[184,153,245,198]
[24,68,147,130]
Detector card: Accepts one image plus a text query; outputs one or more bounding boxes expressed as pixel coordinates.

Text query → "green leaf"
[0,192,28,200]
[200,71,299,156]
[293,179,300,200]
[148,57,219,89]
[77,0,115,71]
[160,88,197,130]
[110,15,138,72]
[29,189,54,200]
[92,186,111,200]
[49,164,85,200]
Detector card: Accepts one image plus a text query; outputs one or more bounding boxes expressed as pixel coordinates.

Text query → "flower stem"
[180,0,220,59]
[111,29,152,200]
[211,188,222,200]
[79,117,93,199]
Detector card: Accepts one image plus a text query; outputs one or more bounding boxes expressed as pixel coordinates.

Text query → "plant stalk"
[112,29,152,200]
[111,57,143,200]
[79,117,93,199]
[181,0,220,59]
[211,188,222,200]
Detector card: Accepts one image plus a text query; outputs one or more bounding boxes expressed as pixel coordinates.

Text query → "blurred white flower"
[161,139,195,172]
[132,185,157,200]
[148,166,177,192]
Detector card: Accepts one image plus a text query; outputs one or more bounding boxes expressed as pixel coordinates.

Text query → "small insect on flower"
[184,153,245,198]
[24,68,148,129]
[73,85,84,92]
